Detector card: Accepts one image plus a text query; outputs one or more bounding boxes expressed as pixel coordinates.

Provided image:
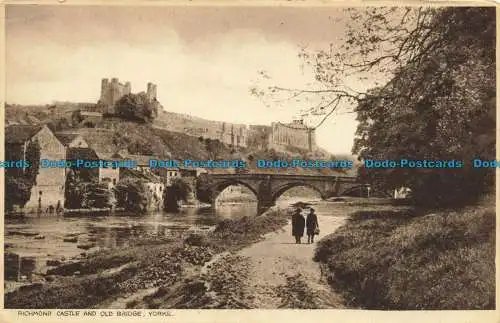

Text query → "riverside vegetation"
[313,196,495,310]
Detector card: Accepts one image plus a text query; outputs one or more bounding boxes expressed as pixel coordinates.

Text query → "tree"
[252,7,495,207]
[204,138,225,160]
[25,139,41,186]
[114,93,158,123]
[113,179,149,214]
[195,174,214,204]
[5,139,41,211]
[164,178,192,212]
[71,110,84,127]
[81,182,112,209]
[5,177,32,212]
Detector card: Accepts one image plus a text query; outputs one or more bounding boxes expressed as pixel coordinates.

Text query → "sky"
[6,5,375,155]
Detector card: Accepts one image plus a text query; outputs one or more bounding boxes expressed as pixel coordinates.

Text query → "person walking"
[306,208,319,244]
[291,208,305,244]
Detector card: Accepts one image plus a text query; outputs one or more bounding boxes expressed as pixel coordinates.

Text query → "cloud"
[6,5,358,154]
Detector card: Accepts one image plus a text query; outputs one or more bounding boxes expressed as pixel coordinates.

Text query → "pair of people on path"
[291,208,319,244]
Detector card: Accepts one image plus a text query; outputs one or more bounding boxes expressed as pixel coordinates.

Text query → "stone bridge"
[198,173,366,215]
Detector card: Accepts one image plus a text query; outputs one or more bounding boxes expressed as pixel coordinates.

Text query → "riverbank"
[124,199,405,309]
[313,198,496,310]
[4,208,289,308]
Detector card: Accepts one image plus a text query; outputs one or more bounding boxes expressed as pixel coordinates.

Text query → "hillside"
[5,104,358,176]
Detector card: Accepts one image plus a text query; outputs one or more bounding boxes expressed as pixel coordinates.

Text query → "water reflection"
[4,202,258,281]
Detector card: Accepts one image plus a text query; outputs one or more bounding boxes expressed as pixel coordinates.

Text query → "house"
[120,167,165,211]
[66,147,126,188]
[5,124,66,212]
[55,132,89,149]
[66,147,100,182]
[94,150,127,188]
[129,154,153,173]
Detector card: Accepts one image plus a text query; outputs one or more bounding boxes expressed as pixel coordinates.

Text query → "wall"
[100,78,132,114]
[269,121,316,152]
[24,126,66,212]
[68,136,89,148]
[99,78,158,115]
[99,167,120,187]
[156,111,249,148]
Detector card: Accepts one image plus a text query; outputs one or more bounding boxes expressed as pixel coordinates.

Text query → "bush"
[113,179,148,214]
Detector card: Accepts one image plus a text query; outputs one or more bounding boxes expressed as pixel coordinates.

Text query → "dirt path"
[236,205,348,309]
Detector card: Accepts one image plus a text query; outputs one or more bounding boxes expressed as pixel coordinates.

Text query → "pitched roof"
[128,154,153,166]
[67,147,99,161]
[55,133,82,146]
[94,151,127,161]
[5,125,44,144]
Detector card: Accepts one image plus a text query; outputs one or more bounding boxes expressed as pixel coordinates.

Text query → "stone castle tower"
[269,119,316,152]
[99,78,158,115]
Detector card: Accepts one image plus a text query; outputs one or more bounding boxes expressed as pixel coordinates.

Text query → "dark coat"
[292,213,305,237]
[306,213,318,235]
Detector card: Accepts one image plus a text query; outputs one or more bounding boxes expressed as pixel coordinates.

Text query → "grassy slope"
[5,104,356,175]
[314,199,496,310]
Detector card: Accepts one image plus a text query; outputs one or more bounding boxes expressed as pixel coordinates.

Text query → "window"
[113,179,116,185]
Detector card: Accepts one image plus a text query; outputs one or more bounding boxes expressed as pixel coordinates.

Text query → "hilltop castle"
[269,119,316,152]
[92,78,316,152]
[98,78,158,115]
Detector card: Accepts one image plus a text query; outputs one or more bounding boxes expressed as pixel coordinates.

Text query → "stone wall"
[100,78,132,114]
[99,78,158,115]
[269,120,316,152]
[24,126,66,212]
[158,112,249,148]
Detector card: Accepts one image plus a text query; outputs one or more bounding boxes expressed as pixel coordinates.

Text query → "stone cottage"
[5,124,66,212]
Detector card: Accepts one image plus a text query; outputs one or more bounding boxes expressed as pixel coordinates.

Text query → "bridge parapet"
[196,173,361,215]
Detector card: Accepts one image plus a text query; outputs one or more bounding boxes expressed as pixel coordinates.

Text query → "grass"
[314,201,495,310]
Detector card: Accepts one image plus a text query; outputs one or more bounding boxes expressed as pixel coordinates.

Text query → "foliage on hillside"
[114,93,160,123]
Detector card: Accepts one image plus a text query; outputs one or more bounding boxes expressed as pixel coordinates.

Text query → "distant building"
[5,124,66,212]
[66,148,124,188]
[128,154,153,174]
[394,187,412,199]
[55,132,89,149]
[269,119,316,152]
[217,123,248,148]
[80,111,103,125]
[98,78,159,115]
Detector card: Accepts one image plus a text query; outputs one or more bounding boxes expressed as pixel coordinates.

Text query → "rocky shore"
[4,208,289,309]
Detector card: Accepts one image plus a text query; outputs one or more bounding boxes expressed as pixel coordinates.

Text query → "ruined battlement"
[98,78,158,114]
[269,120,316,152]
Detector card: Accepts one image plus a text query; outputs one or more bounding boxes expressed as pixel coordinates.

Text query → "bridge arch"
[212,180,258,202]
[271,182,326,203]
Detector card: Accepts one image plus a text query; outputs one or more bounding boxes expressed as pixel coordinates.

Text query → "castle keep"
[99,78,158,115]
[95,78,316,152]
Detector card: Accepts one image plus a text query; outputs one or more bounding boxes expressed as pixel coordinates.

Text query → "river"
[4,197,317,282]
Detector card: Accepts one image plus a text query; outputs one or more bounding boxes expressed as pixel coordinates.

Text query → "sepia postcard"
[0,1,498,323]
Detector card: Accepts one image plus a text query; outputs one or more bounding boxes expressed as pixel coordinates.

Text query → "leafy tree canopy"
[252,7,495,207]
